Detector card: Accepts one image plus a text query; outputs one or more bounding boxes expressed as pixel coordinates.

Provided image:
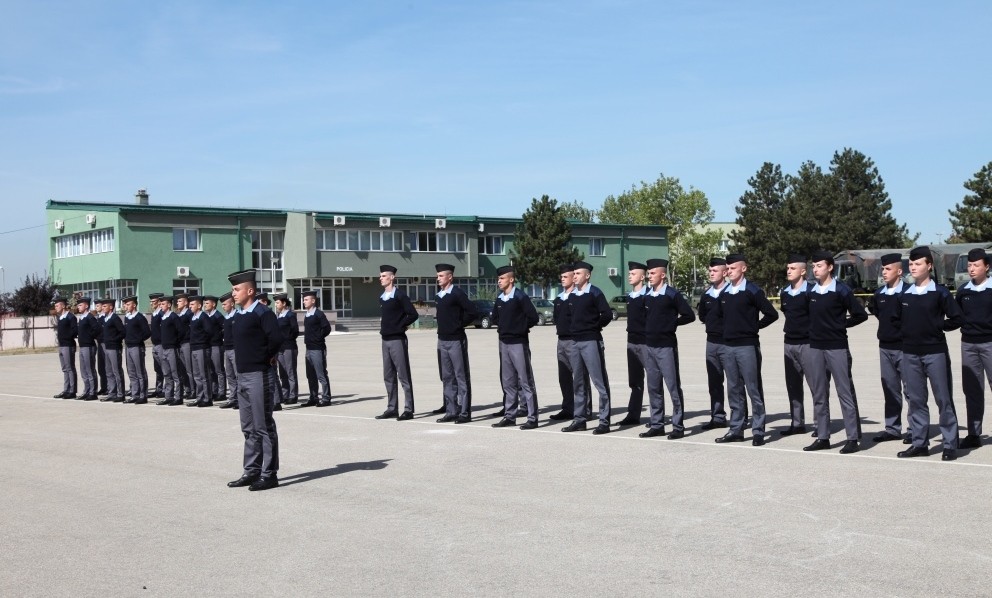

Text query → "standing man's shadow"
[279,459,392,487]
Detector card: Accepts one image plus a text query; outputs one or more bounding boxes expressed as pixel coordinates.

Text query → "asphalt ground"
[2,318,992,597]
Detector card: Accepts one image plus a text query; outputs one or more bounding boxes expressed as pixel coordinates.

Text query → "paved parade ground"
[3,319,992,596]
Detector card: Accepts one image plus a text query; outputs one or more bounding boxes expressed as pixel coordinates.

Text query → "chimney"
[135,188,149,205]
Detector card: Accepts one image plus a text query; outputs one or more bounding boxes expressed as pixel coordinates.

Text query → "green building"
[46,192,668,318]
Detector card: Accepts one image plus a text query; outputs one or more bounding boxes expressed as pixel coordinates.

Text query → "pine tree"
[10,273,59,316]
[510,195,583,289]
[730,162,789,289]
[948,161,992,242]
[826,148,908,249]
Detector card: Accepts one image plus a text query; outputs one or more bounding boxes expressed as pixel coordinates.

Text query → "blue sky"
[2,0,990,291]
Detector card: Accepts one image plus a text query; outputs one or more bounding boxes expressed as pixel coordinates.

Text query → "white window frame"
[589,238,605,257]
[54,228,115,259]
[481,235,504,255]
[173,228,201,251]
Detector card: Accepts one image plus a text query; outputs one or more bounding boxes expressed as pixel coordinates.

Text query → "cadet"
[697,257,732,429]
[803,250,868,454]
[255,293,283,408]
[871,253,908,443]
[186,295,215,407]
[617,261,650,427]
[433,263,478,423]
[374,265,419,420]
[301,290,332,407]
[75,296,100,401]
[273,293,300,405]
[52,296,78,399]
[957,248,992,450]
[562,261,613,434]
[148,293,165,398]
[94,301,108,396]
[219,292,240,409]
[778,254,813,436]
[639,258,696,439]
[549,263,590,421]
[100,298,126,403]
[175,293,194,399]
[490,265,540,429]
[204,296,226,402]
[225,269,281,491]
[155,296,186,406]
[122,295,151,404]
[714,254,778,446]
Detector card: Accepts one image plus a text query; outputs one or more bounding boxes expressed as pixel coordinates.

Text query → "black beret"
[786,253,807,264]
[99,298,115,305]
[203,295,218,302]
[709,257,727,267]
[880,253,902,266]
[573,261,593,272]
[301,290,318,299]
[558,263,575,274]
[725,253,746,264]
[496,265,515,276]
[628,261,647,271]
[227,269,256,286]
[256,292,269,301]
[148,292,164,300]
[380,264,397,274]
[811,250,834,264]
[188,295,204,303]
[52,296,68,305]
[967,248,989,264]
[646,258,669,269]
[909,246,932,261]
[174,293,188,300]
[159,295,175,303]
[272,293,288,302]
[121,295,138,304]
[435,263,455,273]
[219,292,233,302]
[77,296,92,305]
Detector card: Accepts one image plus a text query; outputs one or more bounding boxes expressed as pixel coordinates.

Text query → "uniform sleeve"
[675,292,697,326]
[401,294,419,328]
[261,310,282,360]
[594,290,612,329]
[319,311,332,338]
[69,316,78,338]
[290,312,301,340]
[523,294,540,328]
[754,289,779,329]
[697,296,709,323]
[491,294,501,326]
[139,315,151,341]
[844,288,869,328]
[942,288,965,332]
[458,291,478,327]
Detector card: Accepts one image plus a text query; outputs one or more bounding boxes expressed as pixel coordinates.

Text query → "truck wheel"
[481,316,491,329]
[611,309,619,320]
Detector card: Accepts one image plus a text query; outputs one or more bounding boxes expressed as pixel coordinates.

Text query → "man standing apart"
[697,257,731,430]
[374,265,419,420]
[871,253,908,443]
[714,254,778,446]
[957,248,992,450]
[226,269,281,491]
[122,295,151,404]
[52,296,77,399]
[639,258,696,439]
[434,263,478,423]
[617,261,650,427]
[779,254,813,436]
[100,298,126,403]
[75,297,99,401]
[490,265,540,429]
[300,290,332,407]
[562,261,613,435]
[803,250,868,454]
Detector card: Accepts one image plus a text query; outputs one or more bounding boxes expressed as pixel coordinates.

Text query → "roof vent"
[135,189,149,205]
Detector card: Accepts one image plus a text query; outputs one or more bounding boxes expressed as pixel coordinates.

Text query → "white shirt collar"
[557,288,573,300]
[629,286,647,299]
[725,278,748,295]
[911,280,936,295]
[499,287,517,302]
[437,283,454,299]
[964,278,990,292]
[572,282,592,296]
[785,280,809,296]
[237,300,260,315]
[648,283,668,297]
[706,283,725,298]
[883,280,905,295]
[813,278,837,294]
[380,288,396,301]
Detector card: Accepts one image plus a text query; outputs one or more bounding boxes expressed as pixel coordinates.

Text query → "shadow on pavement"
[279,459,393,487]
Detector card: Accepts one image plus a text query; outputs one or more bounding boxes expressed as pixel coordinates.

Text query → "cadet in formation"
[374,265,419,420]
[433,263,478,424]
[957,248,992,451]
[490,265,540,429]
[75,296,99,401]
[562,261,613,434]
[273,293,300,406]
[52,296,78,399]
[122,295,151,404]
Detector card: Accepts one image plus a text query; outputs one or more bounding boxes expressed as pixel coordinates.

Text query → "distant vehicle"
[530,298,554,325]
[472,299,495,329]
[608,296,628,320]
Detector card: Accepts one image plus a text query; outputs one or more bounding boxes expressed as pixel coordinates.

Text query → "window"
[481,235,504,255]
[173,228,200,251]
[54,228,115,258]
[291,278,352,318]
[410,231,466,253]
[251,230,286,295]
[173,278,201,296]
[589,238,605,257]
[316,229,404,252]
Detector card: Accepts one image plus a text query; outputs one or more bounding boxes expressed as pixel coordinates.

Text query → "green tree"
[599,173,720,289]
[509,195,583,289]
[948,161,992,242]
[730,162,789,289]
[558,199,596,223]
[10,273,59,316]
[826,148,909,249]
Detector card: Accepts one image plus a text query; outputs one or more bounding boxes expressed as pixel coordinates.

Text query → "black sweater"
[55,313,77,347]
[178,309,193,343]
[208,311,225,347]
[493,288,539,344]
[102,314,125,350]
[626,289,648,345]
[895,283,963,355]
[697,285,726,344]
[566,285,612,342]
[77,314,100,347]
[277,310,300,350]
[159,311,186,349]
[873,282,904,349]
[717,280,778,346]
[644,285,696,348]
[223,313,236,350]
[124,313,151,347]
[304,309,332,349]
[435,286,477,341]
[779,281,812,345]
[808,280,868,350]
[553,292,574,339]
[233,302,282,373]
[188,312,214,350]
[956,282,992,343]
[150,310,162,345]
[379,289,419,340]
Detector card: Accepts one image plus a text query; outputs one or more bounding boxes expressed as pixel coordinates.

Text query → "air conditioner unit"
[434,218,447,229]
[362,276,374,283]
[333,215,346,226]
[379,217,391,228]
[177,266,190,277]
[412,277,422,284]
[478,223,485,232]
[54,220,64,232]
[85,214,96,225]
[607,267,619,276]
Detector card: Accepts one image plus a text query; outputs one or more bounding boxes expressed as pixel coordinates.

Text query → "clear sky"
[2,0,990,292]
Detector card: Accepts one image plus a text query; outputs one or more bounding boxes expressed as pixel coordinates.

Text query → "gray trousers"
[382,338,414,413]
[961,341,992,436]
[58,346,77,394]
[807,347,861,441]
[79,345,96,395]
[569,339,611,426]
[626,342,648,418]
[438,338,471,417]
[210,346,224,398]
[499,341,538,422]
[783,342,810,428]
[237,369,279,478]
[556,339,589,416]
[179,342,193,394]
[305,348,330,401]
[879,347,906,435]
[644,345,685,431]
[152,343,164,393]
[224,349,238,401]
[161,347,181,400]
[724,344,765,435]
[104,347,124,399]
[903,351,958,449]
[277,348,299,401]
[705,341,728,423]
[191,348,209,402]
[125,345,147,400]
